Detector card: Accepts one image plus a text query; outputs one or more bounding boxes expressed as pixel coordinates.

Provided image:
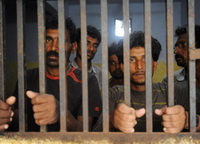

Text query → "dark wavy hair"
[175,24,200,48]
[118,31,162,63]
[76,25,101,46]
[45,15,76,43]
[108,42,119,56]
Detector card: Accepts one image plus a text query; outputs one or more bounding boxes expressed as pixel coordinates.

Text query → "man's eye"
[93,44,98,48]
[174,43,178,48]
[46,37,52,43]
[181,41,188,47]
[130,58,136,62]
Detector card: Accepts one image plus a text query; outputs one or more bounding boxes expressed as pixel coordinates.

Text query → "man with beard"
[7,16,101,132]
[93,31,186,133]
[162,24,200,131]
[71,25,102,90]
[108,42,124,87]
[163,25,200,88]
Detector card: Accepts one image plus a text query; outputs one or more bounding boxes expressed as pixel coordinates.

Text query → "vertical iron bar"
[58,0,67,132]
[123,0,131,106]
[0,0,5,100]
[101,0,109,132]
[166,0,174,106]
[37,0,46,132]
[16,0,25,132]
[80,0,88,132]
[144,0,152,132]
[188,0,196,132]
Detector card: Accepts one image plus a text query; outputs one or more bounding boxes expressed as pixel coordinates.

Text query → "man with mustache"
[92,31,186,133]
[108,42,124,87]
[163,25,200,87]
[109,31,186,133]
[163,25,200,131]
[6,16,101,132]
[71,25,102,90]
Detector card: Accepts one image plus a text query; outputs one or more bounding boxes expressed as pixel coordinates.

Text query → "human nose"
[115,63,120,69]
[51,38,58,51]
[88,43,95,51]
[174,46,181,54]
[136,60,144,70]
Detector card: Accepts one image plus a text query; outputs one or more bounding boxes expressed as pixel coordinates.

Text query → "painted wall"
[65,0,198,63]
[5,0,200,63]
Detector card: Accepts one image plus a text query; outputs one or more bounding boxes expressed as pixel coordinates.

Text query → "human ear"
[120,63,124,73]
[153,61,158,71]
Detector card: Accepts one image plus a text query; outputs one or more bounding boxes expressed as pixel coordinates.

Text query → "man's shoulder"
[92,65,102,73]
[153,83,167,91]
[110,85,124,95]
[174,68,185,76]
[152,83,167,97]
[162,68,186,83]
[109,85,124,103]
[67,68,82,83]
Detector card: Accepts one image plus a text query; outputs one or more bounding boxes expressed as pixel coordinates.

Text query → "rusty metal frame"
[166,0,174,106]
[123,0,131,106]
[188,0,197,132]
[37,0,46,132]
[58,0,68,132]
[101,0,109,132]
[80,0,89,132]
[144,0,153,132]
[16,0,26,132]
[3,132,200,143]
[0,0,5,101]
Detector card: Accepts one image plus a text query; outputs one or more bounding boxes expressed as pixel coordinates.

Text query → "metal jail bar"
[188,0,196,132]
[123,0,131,106]
[58,0,68,132]
[166,0,174,106]
[16,0,25,132]
[37,0,46,132]
[101,0,109,132]
[144,0,153,133]
[80,0,89,132]
[0,0,5,101]
[0,0,200,139]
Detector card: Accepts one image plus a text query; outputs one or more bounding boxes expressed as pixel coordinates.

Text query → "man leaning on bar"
[0,15,101,132]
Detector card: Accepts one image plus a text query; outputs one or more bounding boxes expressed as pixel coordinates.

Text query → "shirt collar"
[71,59,96,74]
[175,68,186,81]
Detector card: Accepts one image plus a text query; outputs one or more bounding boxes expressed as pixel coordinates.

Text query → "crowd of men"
[0,15,200,133]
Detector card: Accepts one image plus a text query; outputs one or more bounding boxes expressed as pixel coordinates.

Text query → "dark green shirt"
[93,83,167,132]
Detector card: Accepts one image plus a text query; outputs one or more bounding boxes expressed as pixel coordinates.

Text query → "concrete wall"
[5,0,200,63]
